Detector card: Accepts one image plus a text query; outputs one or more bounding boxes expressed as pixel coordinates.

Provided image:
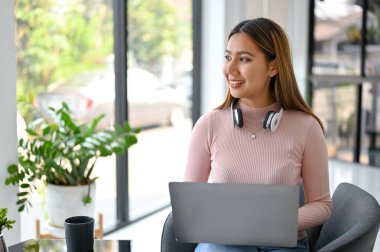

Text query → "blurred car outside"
[36,67,190,130]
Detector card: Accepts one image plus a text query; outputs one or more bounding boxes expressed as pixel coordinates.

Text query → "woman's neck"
[239,97,274,108]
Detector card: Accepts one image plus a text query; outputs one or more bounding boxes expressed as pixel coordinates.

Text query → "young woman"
[184,18,332,252]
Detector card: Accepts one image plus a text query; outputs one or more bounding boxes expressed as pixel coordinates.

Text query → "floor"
[104,207,171,251]
[104,159,380,252]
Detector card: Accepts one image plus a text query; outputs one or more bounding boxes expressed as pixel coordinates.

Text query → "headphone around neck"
[231,98,284,132]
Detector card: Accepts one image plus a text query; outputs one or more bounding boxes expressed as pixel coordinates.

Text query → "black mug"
[64,216,95,252]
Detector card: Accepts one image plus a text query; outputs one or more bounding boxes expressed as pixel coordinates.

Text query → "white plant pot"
[0,233,8,252]
[46,183,96,229]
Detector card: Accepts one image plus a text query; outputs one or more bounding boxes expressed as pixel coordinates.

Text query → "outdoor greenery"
[0,208,16,233]
[15,0,190,120]
[5,103,139,212]
[128,0,191,72]
[15,0,114,97]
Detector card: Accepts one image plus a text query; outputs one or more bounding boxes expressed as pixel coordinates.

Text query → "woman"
[184,18,332,252]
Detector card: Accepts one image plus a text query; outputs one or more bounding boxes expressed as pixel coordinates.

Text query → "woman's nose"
[226,60,239,75]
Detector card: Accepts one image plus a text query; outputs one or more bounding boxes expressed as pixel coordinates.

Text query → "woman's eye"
[240,57,251,62]
[224,55,231,61]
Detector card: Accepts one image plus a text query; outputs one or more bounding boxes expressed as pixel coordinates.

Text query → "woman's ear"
[269,60,278,77]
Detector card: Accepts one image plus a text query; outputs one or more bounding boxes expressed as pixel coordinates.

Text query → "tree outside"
[15,0,191,122]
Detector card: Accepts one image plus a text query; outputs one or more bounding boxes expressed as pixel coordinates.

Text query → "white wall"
[286,0,310,97]
[0,0,21,246]
[200,0,227,113]
[201,0,250,114]
[200,0,310,114]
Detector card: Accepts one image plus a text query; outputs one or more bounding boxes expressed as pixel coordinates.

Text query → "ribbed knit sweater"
[184,102,332,239]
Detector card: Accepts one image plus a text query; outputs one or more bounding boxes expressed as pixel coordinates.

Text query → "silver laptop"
[169,182,299,247]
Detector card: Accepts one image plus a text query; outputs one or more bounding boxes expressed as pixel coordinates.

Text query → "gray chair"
[161,182,380,252]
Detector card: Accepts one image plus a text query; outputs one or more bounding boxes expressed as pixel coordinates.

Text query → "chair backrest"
[315,182,380,252]
[161,211,197,252]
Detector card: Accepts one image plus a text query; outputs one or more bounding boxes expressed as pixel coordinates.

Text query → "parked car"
[36,67,188,129]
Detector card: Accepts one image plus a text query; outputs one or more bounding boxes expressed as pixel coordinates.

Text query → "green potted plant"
[5,102,139,228]
[0,208,16,252]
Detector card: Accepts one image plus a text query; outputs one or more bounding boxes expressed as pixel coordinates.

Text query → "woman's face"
[223,32,277,107]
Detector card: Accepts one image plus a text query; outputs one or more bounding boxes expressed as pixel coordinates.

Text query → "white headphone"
[263,108,284,132]
[231,98,284,132]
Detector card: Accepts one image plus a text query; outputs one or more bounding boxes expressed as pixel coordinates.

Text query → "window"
[313,0,362,75]
[15,0,193,238]
[309,0,380,167]
[126,0,193,221]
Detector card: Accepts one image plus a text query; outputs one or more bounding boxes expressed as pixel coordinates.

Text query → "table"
[8,239,131,252]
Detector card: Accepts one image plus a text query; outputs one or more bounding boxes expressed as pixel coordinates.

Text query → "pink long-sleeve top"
[184,102,332,239]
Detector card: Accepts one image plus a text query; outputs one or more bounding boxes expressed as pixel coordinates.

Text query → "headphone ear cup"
[233,108,244,128]
[231,98,244,128]
[263,109,283,132]
[269,113,281,132]
[263,111,275,129]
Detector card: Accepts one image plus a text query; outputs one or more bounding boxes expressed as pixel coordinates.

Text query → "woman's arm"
[298,118,332,231]
[184,114,213,182]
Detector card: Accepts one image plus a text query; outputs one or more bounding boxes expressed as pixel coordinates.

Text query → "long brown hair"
[217,18,324,132]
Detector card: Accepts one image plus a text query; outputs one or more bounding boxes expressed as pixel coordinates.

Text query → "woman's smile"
[229,79,245,88]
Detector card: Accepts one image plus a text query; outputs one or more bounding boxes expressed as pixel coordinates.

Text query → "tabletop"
[8,239,131,252]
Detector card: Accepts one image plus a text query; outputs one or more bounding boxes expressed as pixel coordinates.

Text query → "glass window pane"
[362,82,380,166]
[365,0,380,76]
[127,0,193,220]
[15,0,116,236]
[312,82,357,161]
[313,0,362,75]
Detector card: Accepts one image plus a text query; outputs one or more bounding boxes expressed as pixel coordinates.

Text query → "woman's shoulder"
[194,108,229,128]
[191,108,231,139]
[284,109,323,133]
[197,108,229,122]
[285,109,315,121]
